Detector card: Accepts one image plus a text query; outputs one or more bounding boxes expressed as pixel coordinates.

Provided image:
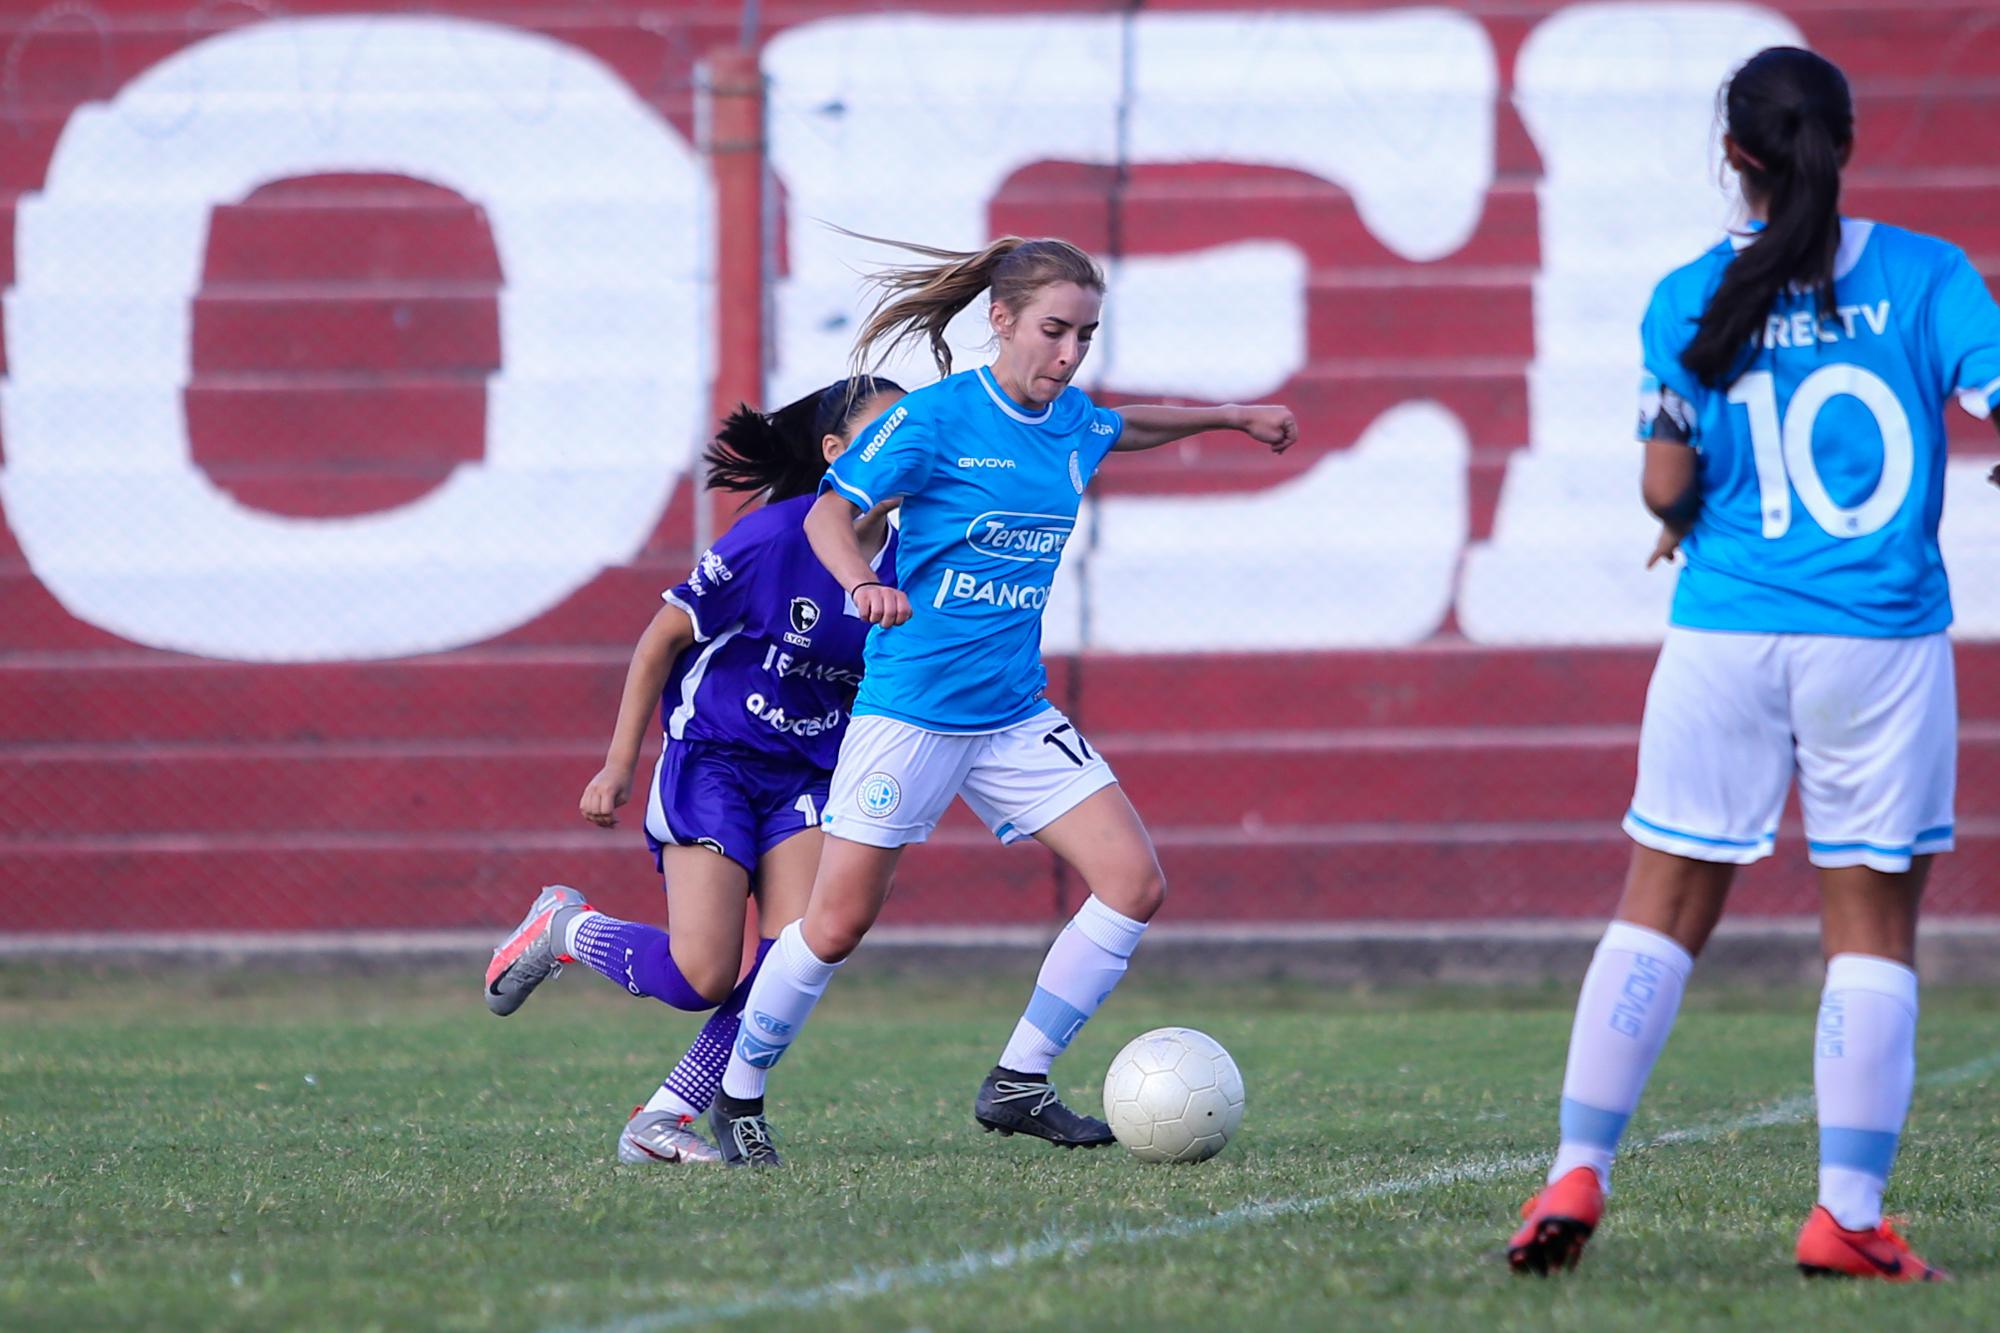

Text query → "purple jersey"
[659,493,895,769]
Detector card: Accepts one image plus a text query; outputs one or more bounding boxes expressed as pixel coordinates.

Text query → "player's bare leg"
[709,837,904,1167]
[656,845,759,1000]
[1510,849,1731,1274]
[1610,846,1735,957]
[1796,858,1946,1279]
[797,836,904,963]
[544,848,749,1014]
[980,786,1164,1148]
[1818,860,1924,965]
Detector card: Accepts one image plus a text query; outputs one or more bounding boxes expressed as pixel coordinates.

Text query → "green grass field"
[6,964,1998,1332]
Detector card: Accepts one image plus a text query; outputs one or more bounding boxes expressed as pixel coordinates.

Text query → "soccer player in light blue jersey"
[483,377,903,1166]
[706,234,1297,1163]
[1509,48,2000,1281]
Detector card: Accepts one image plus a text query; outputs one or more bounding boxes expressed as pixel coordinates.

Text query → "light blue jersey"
[1638,219,2000,637]
[821,366,1124,732]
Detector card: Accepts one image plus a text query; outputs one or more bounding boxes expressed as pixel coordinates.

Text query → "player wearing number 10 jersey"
[1510,47,2000,1281]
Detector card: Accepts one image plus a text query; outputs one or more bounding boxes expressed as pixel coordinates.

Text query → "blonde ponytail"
[841,229,1105,377]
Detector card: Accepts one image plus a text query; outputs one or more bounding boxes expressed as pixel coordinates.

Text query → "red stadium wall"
[0,0,1995,934]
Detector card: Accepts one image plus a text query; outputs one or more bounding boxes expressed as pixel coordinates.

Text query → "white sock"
[1815,953,1918,1231]
[562,909,600,957]
[997,895,1148,1076]
[1548,919,1694,1189]
[641,1086,702,1119]
[718,922,839,1101]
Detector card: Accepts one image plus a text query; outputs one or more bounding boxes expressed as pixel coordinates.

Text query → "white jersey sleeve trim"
[661,588,707,642]
[825,472,877,510]
[1957,374,2000,420]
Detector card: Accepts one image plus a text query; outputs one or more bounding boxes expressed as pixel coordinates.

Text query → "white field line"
[561,1050,2000,1333]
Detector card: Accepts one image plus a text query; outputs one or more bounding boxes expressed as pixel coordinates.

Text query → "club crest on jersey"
[1068,450,1084,495]
[965,511,1073,564]
[858,772,901,818]
[786,596,820,645]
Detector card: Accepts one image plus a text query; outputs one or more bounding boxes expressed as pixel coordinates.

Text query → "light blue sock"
[719,922,839,1101]
[997,896,1148,1076]
[1548,920,1693,1188]
[1816,953,1918,1230]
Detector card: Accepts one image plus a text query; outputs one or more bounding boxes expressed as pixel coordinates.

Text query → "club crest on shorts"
[858,772,901,818]
[788,597,821,636]
[1068,450,1084,495]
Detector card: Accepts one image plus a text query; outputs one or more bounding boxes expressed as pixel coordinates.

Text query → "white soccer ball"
[1102,1027,1246,1163]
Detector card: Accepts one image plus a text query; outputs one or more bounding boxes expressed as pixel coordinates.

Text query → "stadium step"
[0,734,1641,837]
[205,180,501,284]
[9,644,2000,745]
[16,728,2000,837]
[7,825,1997,933]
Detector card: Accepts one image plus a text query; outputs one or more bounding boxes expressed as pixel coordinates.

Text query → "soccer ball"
[1102,1027,1245,1163]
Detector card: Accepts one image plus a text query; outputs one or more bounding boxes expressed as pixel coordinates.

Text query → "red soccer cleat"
[1796,1206,1950,1282]
[1507,1166,1605,1275]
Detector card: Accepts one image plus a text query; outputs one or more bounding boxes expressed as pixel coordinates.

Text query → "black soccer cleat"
[708,1091,783,1168]
[974,1066,1116,1148]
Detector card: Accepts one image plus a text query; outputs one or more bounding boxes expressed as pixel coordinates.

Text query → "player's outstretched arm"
[1113,403,1297,454]
[805,491,911,627]
[581,603,695,827]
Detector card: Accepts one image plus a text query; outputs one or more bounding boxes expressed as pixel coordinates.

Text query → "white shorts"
[1625,628,1956,873]
[824,707,1118,849]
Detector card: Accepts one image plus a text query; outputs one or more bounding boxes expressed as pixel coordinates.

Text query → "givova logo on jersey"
[965,511,1074,564]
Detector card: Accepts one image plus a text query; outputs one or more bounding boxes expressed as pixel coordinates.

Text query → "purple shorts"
[642,741,831,875]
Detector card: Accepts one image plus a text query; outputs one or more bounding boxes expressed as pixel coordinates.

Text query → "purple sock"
[569,914,713,1012]
[661,939,773,1114]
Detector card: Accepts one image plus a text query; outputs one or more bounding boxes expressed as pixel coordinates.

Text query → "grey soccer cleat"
[709,1092,783,1167]
[974,1067,1116,1147]
[484,885,590,1017]
[617,1107,723,1166]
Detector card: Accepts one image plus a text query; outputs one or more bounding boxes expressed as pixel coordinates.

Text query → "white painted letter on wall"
[0,17,710,661]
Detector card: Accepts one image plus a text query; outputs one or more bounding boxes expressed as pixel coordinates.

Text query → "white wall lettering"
[1457,3,1803,643]
[0,16,709,661]
[764,11,1492,649]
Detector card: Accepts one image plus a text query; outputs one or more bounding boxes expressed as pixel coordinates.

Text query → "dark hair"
[1682,47,1853,388]
[843,232,1105,377]
[703,375,905,502]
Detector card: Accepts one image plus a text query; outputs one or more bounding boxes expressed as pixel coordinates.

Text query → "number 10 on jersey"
[1728,364,1915,540]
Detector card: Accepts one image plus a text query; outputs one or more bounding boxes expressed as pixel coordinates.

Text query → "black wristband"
[851,581,887,595]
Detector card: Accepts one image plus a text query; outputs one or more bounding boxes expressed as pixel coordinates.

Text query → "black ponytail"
[702,376,905,503]
[1682,47,1853,389]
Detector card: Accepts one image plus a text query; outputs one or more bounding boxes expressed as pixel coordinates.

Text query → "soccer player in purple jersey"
[705,236,1297,1165]
[483,376,904,1166]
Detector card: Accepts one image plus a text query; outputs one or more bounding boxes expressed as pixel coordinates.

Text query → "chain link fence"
[1,0,1996,944]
